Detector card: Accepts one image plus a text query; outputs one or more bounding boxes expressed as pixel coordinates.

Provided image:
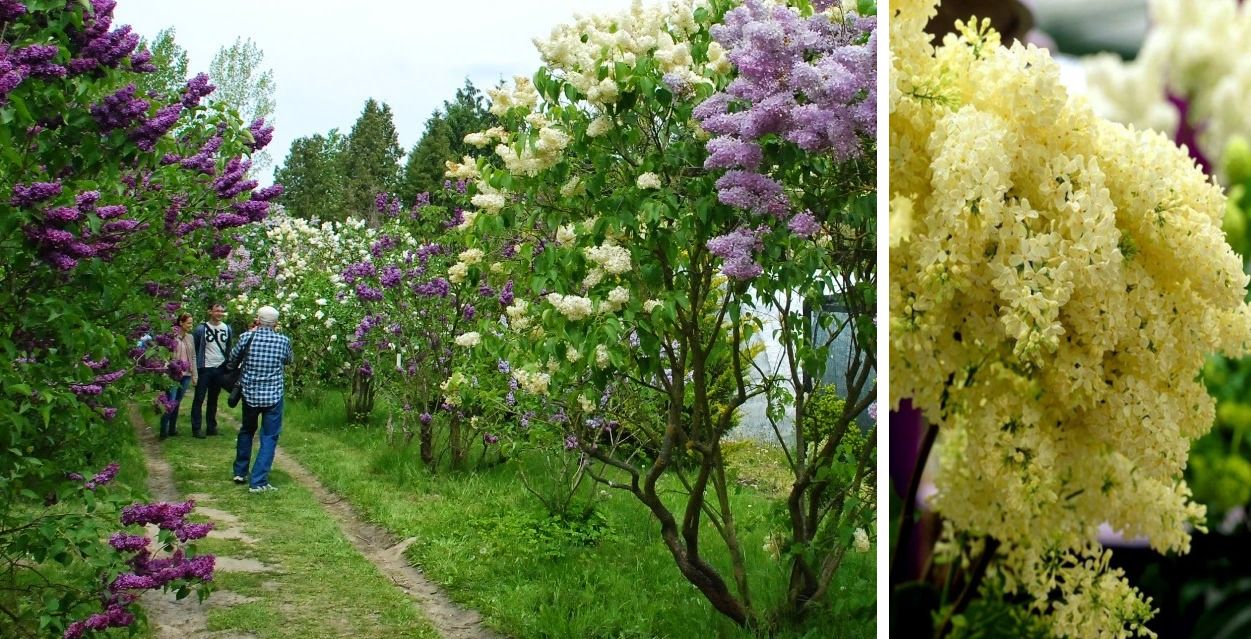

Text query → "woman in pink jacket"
[159,313,199,440]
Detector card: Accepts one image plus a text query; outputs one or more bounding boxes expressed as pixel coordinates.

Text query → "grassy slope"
[278,392,876,639]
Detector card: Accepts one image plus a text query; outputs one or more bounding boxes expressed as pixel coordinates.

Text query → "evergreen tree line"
[274,81,496,222]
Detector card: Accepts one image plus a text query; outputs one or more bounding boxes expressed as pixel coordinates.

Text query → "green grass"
[277,391,876,639]
[141,404,440,639]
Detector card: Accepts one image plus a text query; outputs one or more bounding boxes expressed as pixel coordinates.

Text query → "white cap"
[256,306,279,325]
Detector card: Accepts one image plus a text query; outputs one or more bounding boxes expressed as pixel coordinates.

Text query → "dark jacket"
[192,321,234,369]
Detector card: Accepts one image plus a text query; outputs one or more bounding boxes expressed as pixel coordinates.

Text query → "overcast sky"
[113,1,636,185]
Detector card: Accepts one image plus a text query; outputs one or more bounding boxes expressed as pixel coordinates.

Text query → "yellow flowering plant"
[890,0,1251,635]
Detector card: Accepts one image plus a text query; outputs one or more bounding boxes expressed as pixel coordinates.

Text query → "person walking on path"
[159,313,198,440]
[228,305,292,493]
[190,302,234,438]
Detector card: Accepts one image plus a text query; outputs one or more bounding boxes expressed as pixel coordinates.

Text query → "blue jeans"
[159,375,191,437]
[190,365,225,434]
[234,398,283,488]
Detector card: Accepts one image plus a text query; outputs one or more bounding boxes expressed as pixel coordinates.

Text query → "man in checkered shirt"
[228,305,293,492]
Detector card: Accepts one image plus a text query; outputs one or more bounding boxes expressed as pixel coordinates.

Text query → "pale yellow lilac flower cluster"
[512,368,551,395]
[890,0,1251,634]
[454,332,481,348]
[545,292,595,321]
[531,0,723,108]
[1083,0,1251,180]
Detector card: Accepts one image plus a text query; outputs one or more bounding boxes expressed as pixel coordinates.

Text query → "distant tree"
[209,37,277,172]
[398,79,496,206]
[274,130,348,221]
[135,28,188,101]
[341,98,403,222]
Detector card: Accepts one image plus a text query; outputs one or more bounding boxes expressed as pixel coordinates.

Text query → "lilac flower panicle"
[131,103,184,151]
[251,184,284,201]
[10,180,63,207]
[174,521,213,542]
[85,461,119,490]
[498,279,514,306]
[247,118,274,150]
[95,204,127,220]
[356,283,383,302]
[787,211,820,237]
[181,72,215,108]
[380,265,403,288]
[108,532,149,552]
[90,84,148,132]
[76,191,101,210]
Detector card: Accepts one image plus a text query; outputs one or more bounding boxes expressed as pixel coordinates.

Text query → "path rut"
[130,404,505,639]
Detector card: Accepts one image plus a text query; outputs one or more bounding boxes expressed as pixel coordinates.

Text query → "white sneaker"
[232,475,246,484]
[248,484,278,493]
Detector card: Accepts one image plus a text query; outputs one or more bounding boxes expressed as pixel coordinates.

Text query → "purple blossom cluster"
[180,135,222,174]
[706,225,768,280]
[694,0,874,279]
[414,277,450,298]
[72,0,141,74]
[498,279,514,307]
[0,0,26,22]
[356,282,384,302]
[10,180,62,207]
[82,354,109,370]
[90,84,147,130]
[155,392,179,414]
[213,158,254,198]
[415,242,444,265]
[247,118,274,151]
[68,495,215,637]
[251,184,284,202]
[370,234,399,257]
[374,192,402,217]
[341,261,377,284]
[380,265,403,288]
[63,603,135,639]
[181,72,214,108]
[84,461,119,490]
[0,40,67,105]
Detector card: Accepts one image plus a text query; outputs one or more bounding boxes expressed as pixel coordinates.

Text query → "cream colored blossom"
[1082,0,1251,180]
[853,528,870,553]
[891,2,1251,634]
[455,209,478,232]
[447,262,468,284]
[587,115,614,138]
[560,175,586,198]
[512,368,551,395]
[584,242,632,275]
[556,224,577,246]
[444,155,480,180]
[454,332,481,348]
[458,248,484,265]
[546,292,594,320]
[643,299,663,313]
[636,172,662,189]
